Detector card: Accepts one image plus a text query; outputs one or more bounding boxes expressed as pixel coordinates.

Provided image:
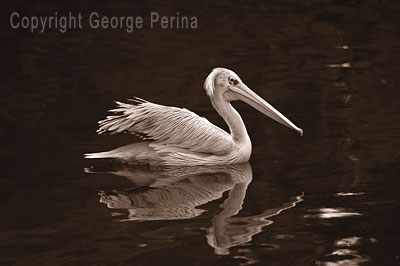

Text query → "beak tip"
[298,128,303,136]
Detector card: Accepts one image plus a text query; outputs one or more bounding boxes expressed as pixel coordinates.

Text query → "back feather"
[97,97,233,155]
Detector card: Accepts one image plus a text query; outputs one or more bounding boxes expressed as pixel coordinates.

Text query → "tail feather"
[84,151,117,159]
[84,142,161,164]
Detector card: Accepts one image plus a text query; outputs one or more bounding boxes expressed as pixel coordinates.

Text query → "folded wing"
[97,98,233,155]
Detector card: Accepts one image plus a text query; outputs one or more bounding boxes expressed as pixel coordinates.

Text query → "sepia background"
[1,0,399,265]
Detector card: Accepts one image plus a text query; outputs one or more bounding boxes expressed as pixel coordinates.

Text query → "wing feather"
[97,98,233,155]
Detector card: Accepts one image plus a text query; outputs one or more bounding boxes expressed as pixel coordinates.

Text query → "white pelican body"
[85,68,303,166]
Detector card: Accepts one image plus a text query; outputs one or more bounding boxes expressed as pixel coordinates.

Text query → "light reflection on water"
[306,208,362,219]
[316,236,372,266]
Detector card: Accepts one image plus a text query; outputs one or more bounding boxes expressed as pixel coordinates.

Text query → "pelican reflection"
[85,162,303,255]
[86,163,252,221]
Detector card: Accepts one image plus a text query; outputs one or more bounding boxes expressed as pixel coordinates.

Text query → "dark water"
[1,0,399,265]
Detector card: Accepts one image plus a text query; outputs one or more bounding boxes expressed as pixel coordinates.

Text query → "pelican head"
[204,68,303,136]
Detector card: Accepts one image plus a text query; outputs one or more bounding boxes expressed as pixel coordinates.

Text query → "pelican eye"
[228,77,238,85]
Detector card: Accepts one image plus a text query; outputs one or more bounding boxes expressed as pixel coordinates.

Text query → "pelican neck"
[211,97,250,143]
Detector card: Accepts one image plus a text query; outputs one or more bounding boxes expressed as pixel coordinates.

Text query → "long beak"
[230,84,303,136]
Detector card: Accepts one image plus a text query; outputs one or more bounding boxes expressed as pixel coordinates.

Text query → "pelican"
[85,68,303,166]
